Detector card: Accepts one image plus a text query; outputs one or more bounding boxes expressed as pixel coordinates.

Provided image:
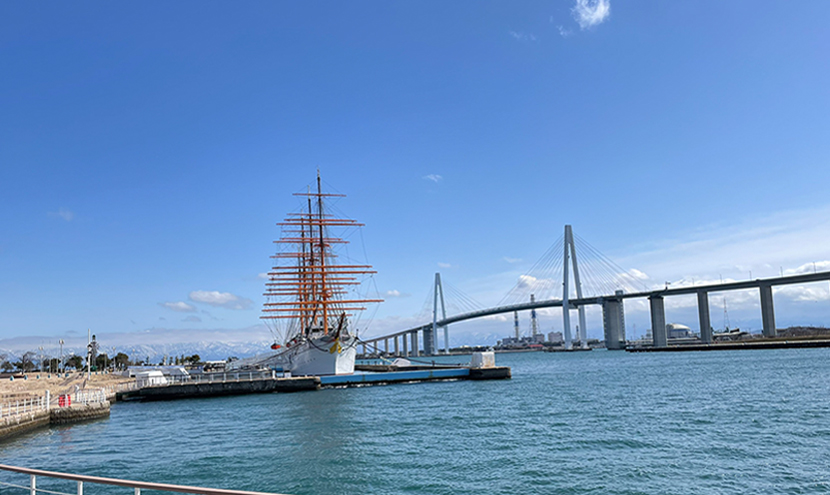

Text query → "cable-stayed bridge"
[361,225,830,356]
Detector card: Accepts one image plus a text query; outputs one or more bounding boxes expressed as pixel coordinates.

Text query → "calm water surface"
[2,349,830,494]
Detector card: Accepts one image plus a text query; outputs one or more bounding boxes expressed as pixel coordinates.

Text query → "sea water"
[2,349,829,494]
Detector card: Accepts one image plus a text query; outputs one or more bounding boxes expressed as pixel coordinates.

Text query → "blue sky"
[2,1,830,353]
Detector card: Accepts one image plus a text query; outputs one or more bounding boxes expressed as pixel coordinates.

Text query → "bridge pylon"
[426,272,449,355]
[563,225,588,349]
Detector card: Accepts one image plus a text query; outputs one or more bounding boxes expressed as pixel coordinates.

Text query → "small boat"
[259,172,382,376]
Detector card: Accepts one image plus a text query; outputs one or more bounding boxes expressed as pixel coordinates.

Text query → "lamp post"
[59,339,64,374]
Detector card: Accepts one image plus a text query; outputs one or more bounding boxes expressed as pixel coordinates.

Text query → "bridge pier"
[443,326,449,354]
[394,336,399,356]
[760,283,776,338]
[423,328,436,356]
[402,334,409,356]
[650,295,667,347]
[601,294,626,350]
[698,290,712,344]
[384,339,389,354]
[411,331,419,357]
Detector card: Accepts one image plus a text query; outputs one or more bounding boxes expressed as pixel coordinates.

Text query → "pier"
[626,338,830,352]
[119,361,510,402]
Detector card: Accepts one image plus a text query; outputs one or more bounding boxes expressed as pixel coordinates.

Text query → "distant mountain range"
[0,339,274,364]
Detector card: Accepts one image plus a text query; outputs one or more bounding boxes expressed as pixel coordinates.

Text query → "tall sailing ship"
[259,172,382,376]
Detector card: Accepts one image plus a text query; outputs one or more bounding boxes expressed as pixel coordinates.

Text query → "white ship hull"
[263,334,357,376]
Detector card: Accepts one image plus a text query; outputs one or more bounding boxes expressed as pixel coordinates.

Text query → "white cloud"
[509,31,538,42]
[438,262,453,269]
[257,272,269,280]
[503,257,522,264]
[516,274,557,291]
[384,289,410,298]
[189,290,253,310]
[628,268,649,280]
[784,261,830,276]
[49,208,75,222]
[557,25,573,38]
[182,315,202,323]
[482,314,510,322]
[776,284,830,302]
[616,205,830,285]
[423,174,443,183]
[159,301,197,313]
[572,0,611,30]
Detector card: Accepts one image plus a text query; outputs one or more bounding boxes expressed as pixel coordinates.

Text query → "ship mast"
[316,171,329,334]
[261,173,383,339]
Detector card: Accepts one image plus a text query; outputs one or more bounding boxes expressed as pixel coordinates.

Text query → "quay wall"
[50,402,110,425]
[128,376,321,401]
[0,410,50,440]
[627,339,830,352]
[0,401,110,441]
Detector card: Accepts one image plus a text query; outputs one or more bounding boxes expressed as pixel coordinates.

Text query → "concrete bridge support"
[650,295,667,347]
[760,284,776,338]
[697,291,712,344]
[384,339,389,354]
[422,328,436,356]
[394,336,400,356]
[602,297,626,350]
[443,326,449,354]
[411,331,419,357]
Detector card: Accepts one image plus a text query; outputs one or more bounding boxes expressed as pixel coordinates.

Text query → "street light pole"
[59,339,64,374]
[87,329,91,381]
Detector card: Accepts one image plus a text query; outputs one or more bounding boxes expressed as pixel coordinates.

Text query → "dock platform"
[119,366,511,401]
[322,366,510,388]
[626,339,830,352]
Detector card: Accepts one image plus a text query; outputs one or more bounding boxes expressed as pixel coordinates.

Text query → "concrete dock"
[120,365,511,401]
[626,339,830,352]
[322,366,510,388]
[119,376,320,401]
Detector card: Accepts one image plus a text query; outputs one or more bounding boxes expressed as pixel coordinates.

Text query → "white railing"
[0,395,49,421]
[137,371,276,389]
[0,464,291,495]
[114,381,139,393]
[73,388,106,405]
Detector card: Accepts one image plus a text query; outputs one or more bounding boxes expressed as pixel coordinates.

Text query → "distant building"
[547,331,563,343]
[667,323,693,339]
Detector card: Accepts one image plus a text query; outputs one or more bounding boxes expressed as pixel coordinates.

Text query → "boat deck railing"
[0,464,290,495]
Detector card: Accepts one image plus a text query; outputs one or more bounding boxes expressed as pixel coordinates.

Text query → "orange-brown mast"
[261,172,382,339]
